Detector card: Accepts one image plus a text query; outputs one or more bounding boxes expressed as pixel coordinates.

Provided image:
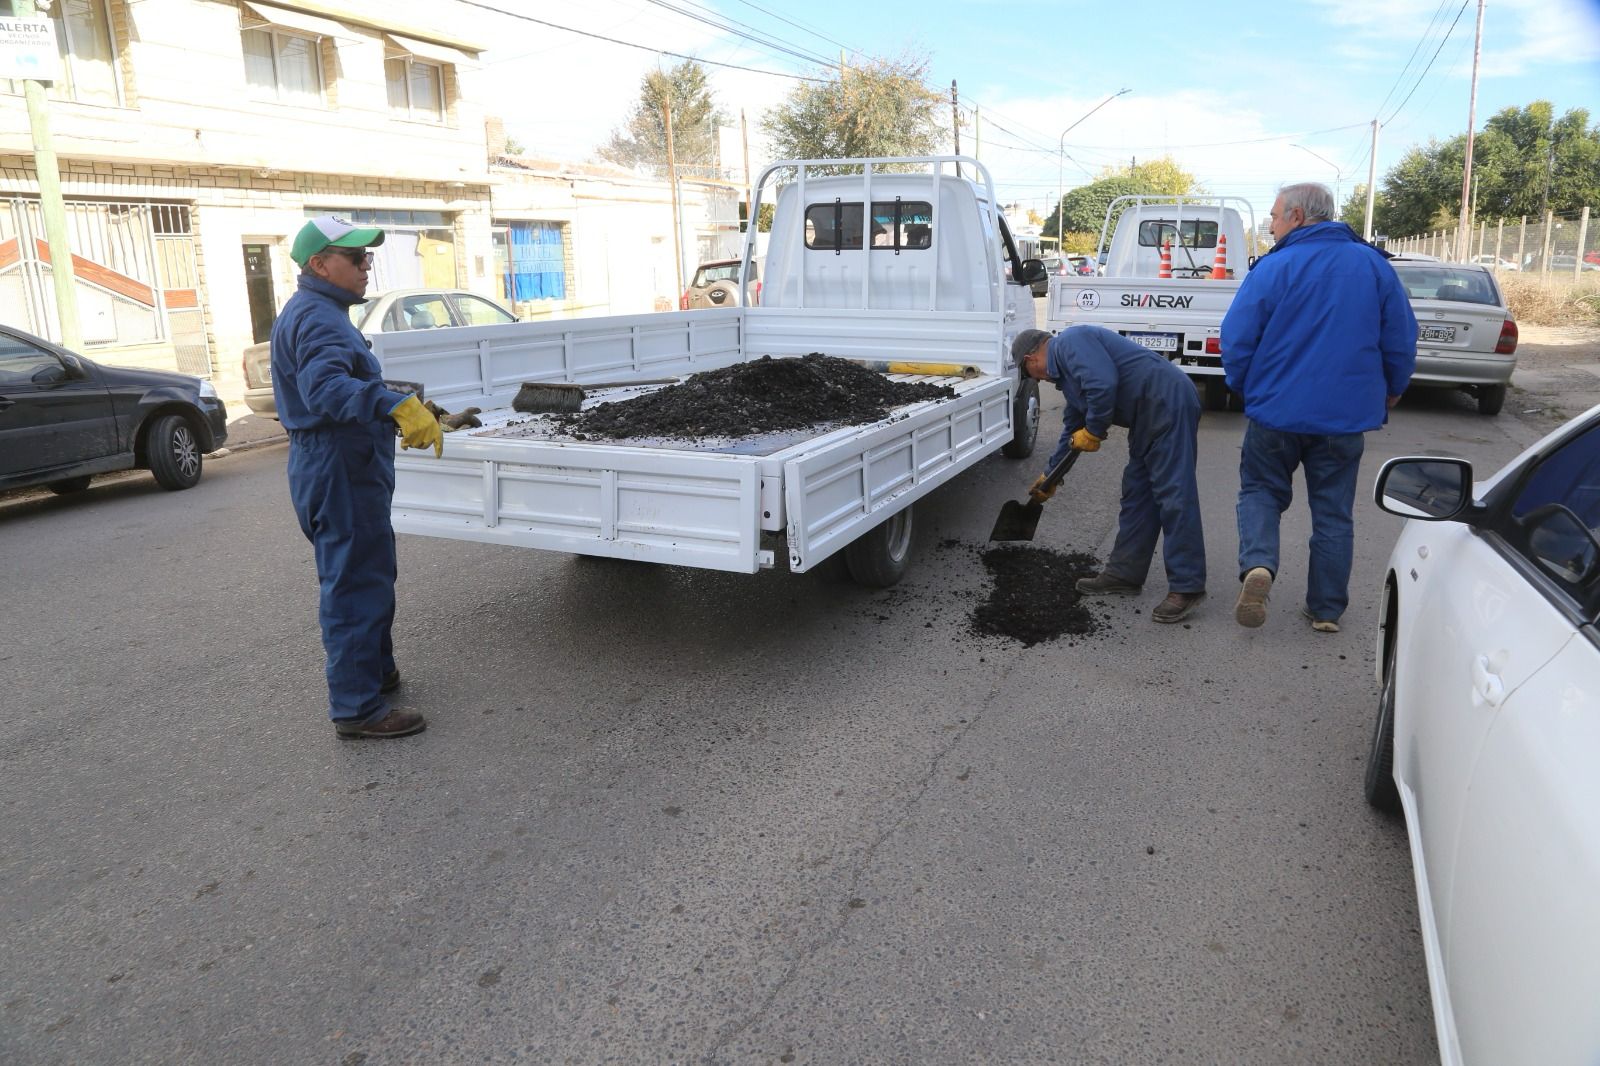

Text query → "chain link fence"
[1387,206,1597,283]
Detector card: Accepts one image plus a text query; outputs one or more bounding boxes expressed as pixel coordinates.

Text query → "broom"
[512,378,684,414]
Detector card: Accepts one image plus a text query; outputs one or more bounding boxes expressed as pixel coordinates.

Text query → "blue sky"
[478,0,1600,226]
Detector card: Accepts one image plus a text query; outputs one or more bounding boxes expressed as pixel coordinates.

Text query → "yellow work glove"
[389,394,444,458]
[1070,427,1103,453]
[1029,474,1057,503]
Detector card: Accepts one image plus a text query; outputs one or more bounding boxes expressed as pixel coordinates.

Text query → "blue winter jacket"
[270,274,409,432]
[1220,221,1416,434]
[1043,324,1200,469]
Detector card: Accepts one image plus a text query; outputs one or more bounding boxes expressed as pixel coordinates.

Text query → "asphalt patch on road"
[558,354,956,440]
[969,545,1104,647]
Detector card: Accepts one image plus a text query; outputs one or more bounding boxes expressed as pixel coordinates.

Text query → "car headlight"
[198,379,218,399]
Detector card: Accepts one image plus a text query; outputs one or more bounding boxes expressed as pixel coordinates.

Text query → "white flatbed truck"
[371,156,1049,586]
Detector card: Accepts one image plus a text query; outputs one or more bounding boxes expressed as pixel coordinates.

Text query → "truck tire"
[1476,383,1506,416]
[1203,377,1232,412]
[146,413,203,490]
[843,506,914,588]
[1001,376,1040,459]
[47,476,93,495]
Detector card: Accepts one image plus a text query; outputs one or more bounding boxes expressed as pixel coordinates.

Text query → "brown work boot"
[335,708,426,739]
[1234,567,1273,628]
[1299,606,1341,633]
[1152,590,1205,623]
[1074,572,1143,596]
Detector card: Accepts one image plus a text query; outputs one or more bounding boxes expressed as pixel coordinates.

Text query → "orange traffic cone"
[1210,235,1228,280]
[1159,239,1173,279]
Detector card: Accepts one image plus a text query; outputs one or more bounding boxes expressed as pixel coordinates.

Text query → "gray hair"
[1278,182,1336,224]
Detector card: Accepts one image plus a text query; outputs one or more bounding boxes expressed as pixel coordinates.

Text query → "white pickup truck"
[1046,196,1262,409]
[370,156,1047,586]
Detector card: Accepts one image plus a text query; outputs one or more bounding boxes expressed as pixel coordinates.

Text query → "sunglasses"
[324,247,373,267]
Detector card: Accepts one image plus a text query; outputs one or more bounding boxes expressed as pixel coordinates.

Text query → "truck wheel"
[1476,383,1506,416]
[844,507,914,588]
[146,414,203,490]
[1001,376,1040,459]
[1203,377,1231,412]
[1364,615,1402,815]
[47,476,93,495]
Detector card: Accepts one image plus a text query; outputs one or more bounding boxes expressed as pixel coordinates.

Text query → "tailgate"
[781,375,1011,571]
[393,436,767,573]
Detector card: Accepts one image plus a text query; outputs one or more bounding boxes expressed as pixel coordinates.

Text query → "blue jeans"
[1236,420,1364,621]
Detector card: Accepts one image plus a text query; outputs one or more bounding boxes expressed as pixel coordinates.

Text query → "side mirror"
[31,360,70,386]
[1522,504,1600,585]
[1018,258,1048,284]
[1374,456,1474,520]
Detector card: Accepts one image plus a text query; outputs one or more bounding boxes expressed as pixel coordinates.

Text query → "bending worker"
[1014,325,1207,624]
[271,216,445,740]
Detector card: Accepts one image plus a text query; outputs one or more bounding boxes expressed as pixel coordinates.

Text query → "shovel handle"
[1039,447,1082,495]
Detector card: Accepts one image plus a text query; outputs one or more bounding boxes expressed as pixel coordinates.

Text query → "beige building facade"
[1,0,748,389]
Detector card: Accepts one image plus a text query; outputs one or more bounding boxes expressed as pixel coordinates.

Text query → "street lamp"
[1291,143,1345,212]
[1056,88,1130,251]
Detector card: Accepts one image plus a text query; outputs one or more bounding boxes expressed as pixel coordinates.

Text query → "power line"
[1383,0,1472,125]
[639,0,836,70]
[725,0,862,58]
[1372,0,1459,120]
[457,0,827,81]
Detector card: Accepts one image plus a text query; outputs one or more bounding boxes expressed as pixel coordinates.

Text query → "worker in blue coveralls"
[272,216,444,739]
[1220,182,1415,634]
[1013,325,1207,624]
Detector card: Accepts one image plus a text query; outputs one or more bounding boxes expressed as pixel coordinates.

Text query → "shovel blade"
[989,498,1044,542]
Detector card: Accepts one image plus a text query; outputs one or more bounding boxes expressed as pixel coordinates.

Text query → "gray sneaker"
[1235,567,1273,628]
[1075,572,1143,596]
[1299,606,1340,633]
[1152,591,1205,623]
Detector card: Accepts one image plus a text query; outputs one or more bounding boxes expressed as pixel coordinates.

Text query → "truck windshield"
[1138,220,1218,249]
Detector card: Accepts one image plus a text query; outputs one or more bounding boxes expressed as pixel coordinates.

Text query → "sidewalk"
[1500,324,1600,446]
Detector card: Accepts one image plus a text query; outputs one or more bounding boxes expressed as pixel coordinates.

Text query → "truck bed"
[374,309,1015,574]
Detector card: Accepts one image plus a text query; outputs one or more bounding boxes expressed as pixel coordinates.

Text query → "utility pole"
[1363,119,1380,242]
[740,109,751,224]
[1456,0,1486,261]
[950,80,960,156]
[15,0,81,349]
[662,101,683,301]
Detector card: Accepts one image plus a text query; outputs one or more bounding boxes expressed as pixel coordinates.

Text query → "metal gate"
[0,197,213,376]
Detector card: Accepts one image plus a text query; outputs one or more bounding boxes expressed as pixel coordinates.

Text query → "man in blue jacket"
[1014,325,1206,624]
[1220,183,1416,633]
[272,216,445,738]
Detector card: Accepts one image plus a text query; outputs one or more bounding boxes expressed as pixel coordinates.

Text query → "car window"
[804,201,934,251]
[1505,420,1600,602]
[450,294,517,326]
[394,295,452,330]
[693,263,741,286]
[0,332,63,387]
[1392,264,1500,305]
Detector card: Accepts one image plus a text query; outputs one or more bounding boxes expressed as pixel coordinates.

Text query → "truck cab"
[1096,196,1259,279]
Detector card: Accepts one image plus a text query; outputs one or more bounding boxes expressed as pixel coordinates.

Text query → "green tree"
[760,55,944,168]
[1379,139,1463,236]
[1098,155,1202,196]
[1047,176,1150,239]
[598,61,725,178]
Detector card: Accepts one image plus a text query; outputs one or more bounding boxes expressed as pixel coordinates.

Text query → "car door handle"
[1472,655,1505,707]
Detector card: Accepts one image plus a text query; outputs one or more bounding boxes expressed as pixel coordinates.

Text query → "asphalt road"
[1,377,1538,1065]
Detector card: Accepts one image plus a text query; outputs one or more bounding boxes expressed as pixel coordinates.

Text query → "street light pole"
[1291,143,1344,212]
[1056,88,1130,251]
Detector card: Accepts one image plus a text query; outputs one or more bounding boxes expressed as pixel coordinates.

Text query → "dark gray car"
[0,324,228,494]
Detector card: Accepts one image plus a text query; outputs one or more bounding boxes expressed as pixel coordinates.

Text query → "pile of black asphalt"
[969,546,1103,647]
[556,354,956,440]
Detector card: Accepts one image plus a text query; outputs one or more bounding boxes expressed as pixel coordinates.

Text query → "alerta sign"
[1120,293,1195,309]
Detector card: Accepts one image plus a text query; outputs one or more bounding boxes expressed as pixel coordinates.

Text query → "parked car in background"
[681,257,762,310]
[1389,256,1518,415]
[1523,253,1600,273]
[1065,254,1096,276]
[1366,406,1600,1064]
[1,323,227,495]
[1469,254,1519,272]
[242,288,519,420]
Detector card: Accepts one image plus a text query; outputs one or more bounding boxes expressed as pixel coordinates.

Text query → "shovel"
[989,448,1083,542]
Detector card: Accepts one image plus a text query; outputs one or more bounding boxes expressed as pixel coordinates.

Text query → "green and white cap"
[291,215,385,267]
